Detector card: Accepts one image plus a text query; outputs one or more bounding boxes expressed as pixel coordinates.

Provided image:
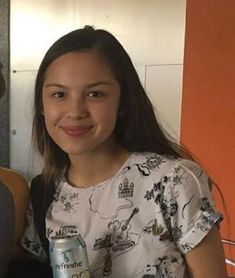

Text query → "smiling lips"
[62,125,93,136]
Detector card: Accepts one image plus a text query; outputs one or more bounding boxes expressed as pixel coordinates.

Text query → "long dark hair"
[33,26,188,184]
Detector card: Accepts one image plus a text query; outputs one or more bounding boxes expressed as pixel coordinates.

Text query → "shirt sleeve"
[20,201,47,261]
[161,159,223,255]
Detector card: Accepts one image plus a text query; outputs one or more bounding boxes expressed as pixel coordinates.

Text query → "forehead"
[44,51,116,83]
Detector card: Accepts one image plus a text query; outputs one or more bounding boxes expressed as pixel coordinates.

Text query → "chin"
[63,143,100,156]
[63,148,90,156]
[58,135,115,157]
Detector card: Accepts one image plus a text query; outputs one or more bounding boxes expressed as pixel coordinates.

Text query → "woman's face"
[42,51,121,158]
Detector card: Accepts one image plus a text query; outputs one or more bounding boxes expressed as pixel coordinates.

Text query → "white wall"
[10,0,186,180]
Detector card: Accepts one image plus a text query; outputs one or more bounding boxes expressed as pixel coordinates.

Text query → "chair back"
[0,181,14,278]
[0,168,29,277]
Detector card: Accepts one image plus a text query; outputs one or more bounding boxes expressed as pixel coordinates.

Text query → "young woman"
[21,26,227,277]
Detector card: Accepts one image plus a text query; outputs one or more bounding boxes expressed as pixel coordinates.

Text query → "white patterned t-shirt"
[21,152,222,278]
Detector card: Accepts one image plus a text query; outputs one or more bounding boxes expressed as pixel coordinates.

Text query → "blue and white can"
[50,234,90,278]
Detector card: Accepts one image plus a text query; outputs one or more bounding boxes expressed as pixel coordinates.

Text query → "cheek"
[94,104,119,126]
[43,106,61,130]
[43,101,59,120]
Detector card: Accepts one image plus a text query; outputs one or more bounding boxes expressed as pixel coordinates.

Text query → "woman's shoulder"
[136,152,204,171]
[130,151,178,165]
[130,152,209,185]
[130,151,191,172]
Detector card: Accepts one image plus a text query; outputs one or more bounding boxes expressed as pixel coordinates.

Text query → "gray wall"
[0,0,9,167]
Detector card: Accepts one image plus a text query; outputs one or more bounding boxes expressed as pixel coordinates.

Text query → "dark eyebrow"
[44,81,115,89]
[44,84,66,88]
[86,81,114,88]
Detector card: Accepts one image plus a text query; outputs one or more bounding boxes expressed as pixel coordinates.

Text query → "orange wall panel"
[181,0,235,275]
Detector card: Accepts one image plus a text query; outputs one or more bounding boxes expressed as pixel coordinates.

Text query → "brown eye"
[52,91,65,98]
[87,91,104,98]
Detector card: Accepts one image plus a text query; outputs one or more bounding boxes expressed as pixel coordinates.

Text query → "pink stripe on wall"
[181,0,235,275]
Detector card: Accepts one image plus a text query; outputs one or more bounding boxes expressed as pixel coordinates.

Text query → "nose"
[66,95,88,119]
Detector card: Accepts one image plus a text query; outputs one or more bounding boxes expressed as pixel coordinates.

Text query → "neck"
[67,143,129,188]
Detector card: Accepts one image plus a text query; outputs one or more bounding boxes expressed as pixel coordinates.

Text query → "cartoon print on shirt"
[93,234,113,251]
[171,225,183,242]
[200,197,223,226]
[168,201,178,217]
[182,195,194,219]
[47,227,53,238]
[181,241,195,252]
[142,219,164,236]
[144,172,174,207]
[192,197,222,233]
[144,178,178,229]
[53,186,80,214]
[92,207,140,276]
[146,155,165,171]
[93,208,140,252]
[102,248,112,276]
[196,215,213,233]
[118,178,134,198]
[89,183,134,219]
[143,164,220,246]
[55,225,78,237]
[140,255,179,278]
[134,154,166,177]
[144,181,165,204]
[142,219,172,242]
[144,166,194,245]
[200,197,214,213]
[109,207,139,244]
[171,165,185,186]
[46,225,79,238]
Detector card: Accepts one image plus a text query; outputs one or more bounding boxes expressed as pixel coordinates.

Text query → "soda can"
[50,234,90,278]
